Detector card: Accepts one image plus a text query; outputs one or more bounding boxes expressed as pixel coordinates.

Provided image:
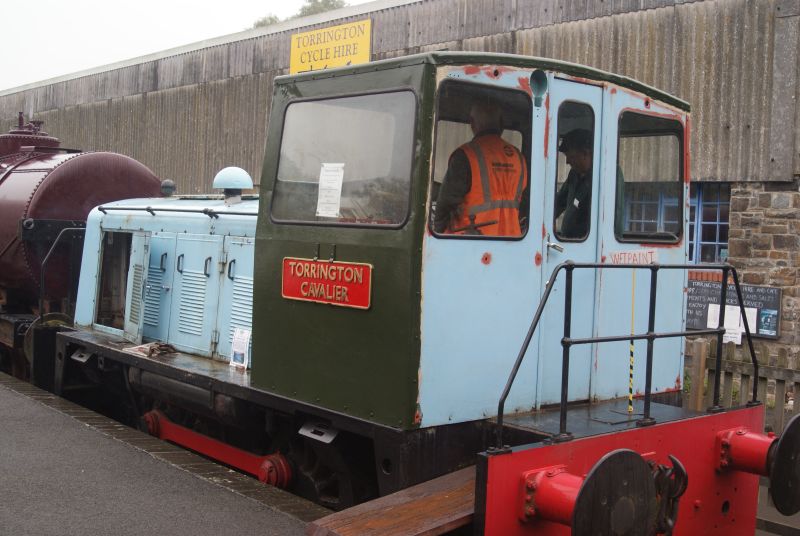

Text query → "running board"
[307,466,475,536]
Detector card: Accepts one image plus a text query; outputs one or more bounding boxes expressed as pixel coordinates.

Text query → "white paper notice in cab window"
[316,163,345,218]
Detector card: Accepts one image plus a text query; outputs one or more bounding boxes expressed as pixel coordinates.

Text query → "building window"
[624,185,681,234]
[689,183,730,263]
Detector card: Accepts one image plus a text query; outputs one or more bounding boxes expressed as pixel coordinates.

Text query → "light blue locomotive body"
[74,194,258,366]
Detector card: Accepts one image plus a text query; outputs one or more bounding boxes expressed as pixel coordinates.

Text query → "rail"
[96,206,258,219]
[495,262,759,449]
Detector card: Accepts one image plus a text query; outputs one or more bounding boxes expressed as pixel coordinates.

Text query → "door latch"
[546,233,564,252]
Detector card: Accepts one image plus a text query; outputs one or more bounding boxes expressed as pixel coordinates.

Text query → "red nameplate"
[282,257,373,310]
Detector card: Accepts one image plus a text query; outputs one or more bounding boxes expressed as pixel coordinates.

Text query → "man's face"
[564,147,592,175]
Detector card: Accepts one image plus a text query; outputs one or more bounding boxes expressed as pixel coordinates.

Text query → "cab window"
[615,112,683,242]
[271,91,416,226]
[430,80,531,238]
[554,102,595,241]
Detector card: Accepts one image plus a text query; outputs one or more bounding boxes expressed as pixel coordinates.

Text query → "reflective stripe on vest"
[449,136,527,236]
[465,140,526,217]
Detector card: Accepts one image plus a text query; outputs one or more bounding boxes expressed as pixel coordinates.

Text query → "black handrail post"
[555,262,575,443]
[494,264,566,450]
[708,265,729,413]
[730,269,761,406]
[39,227,85,319]
[637,264,658,427]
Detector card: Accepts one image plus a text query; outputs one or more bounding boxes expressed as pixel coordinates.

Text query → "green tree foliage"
[251,0,348,29]
[295,0,348,18]
[252,14,281,29]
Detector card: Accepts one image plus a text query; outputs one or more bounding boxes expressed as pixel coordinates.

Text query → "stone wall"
[726,179,800,368]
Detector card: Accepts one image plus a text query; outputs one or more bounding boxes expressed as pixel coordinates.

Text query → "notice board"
[686,280,781,339]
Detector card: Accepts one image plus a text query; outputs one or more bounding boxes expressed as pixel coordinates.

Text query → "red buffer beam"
[477,406,767,535]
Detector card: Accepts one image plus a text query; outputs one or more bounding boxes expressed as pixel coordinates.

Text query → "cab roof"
[276,51,690,113]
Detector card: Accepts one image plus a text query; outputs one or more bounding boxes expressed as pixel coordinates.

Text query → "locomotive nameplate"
[282,257,372,310]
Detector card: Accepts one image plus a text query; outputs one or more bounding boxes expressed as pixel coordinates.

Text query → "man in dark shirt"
[555,129,593,239]
[434,102,528,235]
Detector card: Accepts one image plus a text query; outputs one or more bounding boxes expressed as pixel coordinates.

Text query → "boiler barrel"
[0,150,162,298]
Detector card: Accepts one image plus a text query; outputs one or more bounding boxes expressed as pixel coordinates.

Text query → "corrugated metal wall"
[0,0,797,191]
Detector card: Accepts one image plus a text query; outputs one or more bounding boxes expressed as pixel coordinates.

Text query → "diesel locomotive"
[22,52,800,534]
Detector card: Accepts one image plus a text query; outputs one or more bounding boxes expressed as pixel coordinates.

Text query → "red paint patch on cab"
[543,93,551,157]
[482,252,492,265]
[518,76,532,95]
[541,223,547,238]
[463,65,481,75]
[534,252,542,266]
[485,66,512,78]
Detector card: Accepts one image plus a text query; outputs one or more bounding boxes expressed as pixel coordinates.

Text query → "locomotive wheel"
[572,449,658,536]
[769,413,800,516]
[288,431,377,510]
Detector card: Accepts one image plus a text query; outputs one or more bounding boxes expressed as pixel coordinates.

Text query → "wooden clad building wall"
[0,0,797,192]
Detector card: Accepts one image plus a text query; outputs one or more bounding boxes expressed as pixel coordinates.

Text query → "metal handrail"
[96,206,258,219]
[39,227,85,318]
[495,262,759,449]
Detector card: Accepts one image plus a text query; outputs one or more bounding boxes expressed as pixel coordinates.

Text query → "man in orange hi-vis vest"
[434,101,528,236]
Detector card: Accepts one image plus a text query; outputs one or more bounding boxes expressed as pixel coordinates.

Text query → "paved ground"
[0,373,327,536]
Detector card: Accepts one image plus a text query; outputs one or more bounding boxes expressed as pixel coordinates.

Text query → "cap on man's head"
[558,129,593,153]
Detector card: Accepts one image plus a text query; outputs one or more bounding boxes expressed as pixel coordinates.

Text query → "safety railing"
[495,262,759,449]
[96,205,258,219]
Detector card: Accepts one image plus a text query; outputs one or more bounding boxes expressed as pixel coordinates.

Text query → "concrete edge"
[0,371,330,524]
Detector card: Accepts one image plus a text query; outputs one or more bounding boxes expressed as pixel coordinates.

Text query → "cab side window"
[430,81,531,238]
[554,102,595,241]
[615,112,683,242]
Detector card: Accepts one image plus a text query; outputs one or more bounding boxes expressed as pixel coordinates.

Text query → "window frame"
[552,100,597,243]
[614,108,685,244]
[428,78,533,241]
[269,87,419,229]
[689,182,731,263]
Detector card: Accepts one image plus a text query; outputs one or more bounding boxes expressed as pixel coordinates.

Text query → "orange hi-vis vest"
[452,135,527,235]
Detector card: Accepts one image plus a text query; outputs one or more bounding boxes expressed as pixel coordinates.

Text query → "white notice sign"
[230,328,251,368]
[316,163,345,218]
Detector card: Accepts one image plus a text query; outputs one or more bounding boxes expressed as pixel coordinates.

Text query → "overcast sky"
[1,0,374,91]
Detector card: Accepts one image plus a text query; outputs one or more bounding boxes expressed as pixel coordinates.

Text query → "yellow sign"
[290,19,371,74]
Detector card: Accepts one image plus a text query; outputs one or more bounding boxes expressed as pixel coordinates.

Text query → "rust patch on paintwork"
[543,93,551,158]
[541,223,547,239]
[535,252,542,266]
[610,87,617,95]
[463,65,480,75]
[641,241,683,249]
[481,252,492,265]
[684,117,692,184]
[484,66,513,78]
[601,255,607,263]
[518,75,532,95]
[560,74,606,89]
